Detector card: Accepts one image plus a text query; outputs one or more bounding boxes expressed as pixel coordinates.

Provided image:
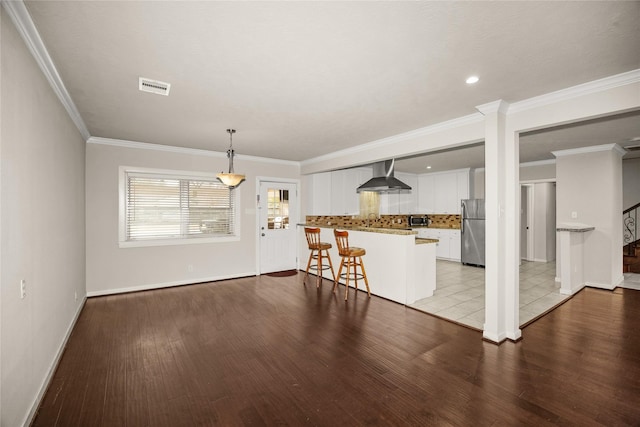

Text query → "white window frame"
[118,166,241,248]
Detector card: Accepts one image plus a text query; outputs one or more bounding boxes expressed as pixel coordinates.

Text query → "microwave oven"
[408,215,428,226]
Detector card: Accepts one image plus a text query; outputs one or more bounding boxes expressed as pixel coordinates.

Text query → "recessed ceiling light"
[466,76,479,85]
[426,166,432,169]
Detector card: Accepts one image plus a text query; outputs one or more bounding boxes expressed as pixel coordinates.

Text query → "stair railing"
[623,202,639,256]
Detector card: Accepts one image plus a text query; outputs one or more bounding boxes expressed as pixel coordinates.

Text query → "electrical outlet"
[571,211,578,219]
[20,279,26,299]
[74,291,78,301]
[187,264,194,272]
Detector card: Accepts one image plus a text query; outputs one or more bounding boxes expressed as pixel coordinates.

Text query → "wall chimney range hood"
[357,159,411,193]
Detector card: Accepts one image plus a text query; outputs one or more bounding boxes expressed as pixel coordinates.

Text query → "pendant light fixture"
[217,129,245,188]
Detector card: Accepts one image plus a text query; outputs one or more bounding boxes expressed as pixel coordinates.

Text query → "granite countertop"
[298,223,417,236]
[410,224,461,230]
[556,223,595,232]
[415,238,439,245]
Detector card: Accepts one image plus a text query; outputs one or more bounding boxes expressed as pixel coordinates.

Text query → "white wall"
[474,162,556,199]
[623,157,640,210]
[85,141,300,295]
[520,161,556,182]
[1,9,86,426]
[555,145,624,288]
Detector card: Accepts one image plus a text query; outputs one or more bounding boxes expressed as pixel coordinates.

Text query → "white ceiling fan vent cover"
[138,77,171,96]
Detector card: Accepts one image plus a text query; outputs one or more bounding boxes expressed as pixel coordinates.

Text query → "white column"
[477,100,521,343]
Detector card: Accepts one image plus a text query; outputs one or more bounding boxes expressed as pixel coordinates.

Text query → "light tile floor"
[621,272,640,291]
[409,260,569,330]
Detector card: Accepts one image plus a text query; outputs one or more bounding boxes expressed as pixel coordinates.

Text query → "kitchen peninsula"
[298,215,438,305]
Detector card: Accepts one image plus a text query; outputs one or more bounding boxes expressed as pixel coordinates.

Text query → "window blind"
[125,172,236,241]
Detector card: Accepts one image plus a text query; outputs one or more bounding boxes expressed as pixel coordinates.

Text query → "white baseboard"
[613,274,625,288]
[560,283,585,295]
[23,297,87,427]
[585,281,616,291]
[482,329,507,344]
[86,271,257,297]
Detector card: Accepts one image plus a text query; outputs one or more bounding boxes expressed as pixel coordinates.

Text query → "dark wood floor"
[33,273,640,426]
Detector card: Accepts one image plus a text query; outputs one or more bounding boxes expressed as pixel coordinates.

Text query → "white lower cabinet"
[416,229,461,261]
[448,230,461,262]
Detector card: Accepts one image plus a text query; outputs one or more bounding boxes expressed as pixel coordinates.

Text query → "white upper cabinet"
[434,173,457,214]
[308,167,473,216]
[417,174,435,213]
[417,169,471,214]
[379,172,418,215]
[330,169,347,214]
[456,170,470,208]
[397,172,419,214]
[332,167,372,215]
[307,171,332,215]
[307,167,372,215]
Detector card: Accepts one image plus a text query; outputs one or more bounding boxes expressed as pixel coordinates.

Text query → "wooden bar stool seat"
[333,229,371,301]
[304,227,336,287]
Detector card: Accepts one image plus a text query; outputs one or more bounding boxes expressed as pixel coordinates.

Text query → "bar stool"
[304,227,336,287]
[333,229,371,301]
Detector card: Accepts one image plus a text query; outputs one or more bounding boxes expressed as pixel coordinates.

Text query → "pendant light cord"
[227,128,236,173]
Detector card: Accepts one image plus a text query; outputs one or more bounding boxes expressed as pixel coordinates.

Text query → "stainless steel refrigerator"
[461,199,485,267]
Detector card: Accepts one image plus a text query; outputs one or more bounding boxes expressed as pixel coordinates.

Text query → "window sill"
[119,235,240,248]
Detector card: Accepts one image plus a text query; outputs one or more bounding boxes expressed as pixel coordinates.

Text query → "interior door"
[258,181,298,274]
[521,186,528,262]
[520,185,534,262]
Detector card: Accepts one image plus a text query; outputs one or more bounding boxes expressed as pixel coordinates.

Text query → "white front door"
[258,181,298,274]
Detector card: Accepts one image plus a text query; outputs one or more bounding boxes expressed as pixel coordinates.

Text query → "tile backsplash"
[305,214,461,229]
[427,214,462,229]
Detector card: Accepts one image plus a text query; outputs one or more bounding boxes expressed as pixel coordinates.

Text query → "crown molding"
[301,112,484,168]
[474,158,556,173]
[552,143,627,158]
[508,69,640,115]
[87,136,301,167]
[2,0,91,140]
[520,159,556,168]
[476,99,510,115]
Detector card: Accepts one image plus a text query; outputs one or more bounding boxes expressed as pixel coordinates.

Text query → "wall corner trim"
[475,99,510,115]
[2,0,91,141]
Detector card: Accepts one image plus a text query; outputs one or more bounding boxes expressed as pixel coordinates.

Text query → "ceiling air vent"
[625,144,640,151]
[138,77,171,96]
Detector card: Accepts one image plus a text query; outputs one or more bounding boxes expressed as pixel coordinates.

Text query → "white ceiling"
[21,1,640,171]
